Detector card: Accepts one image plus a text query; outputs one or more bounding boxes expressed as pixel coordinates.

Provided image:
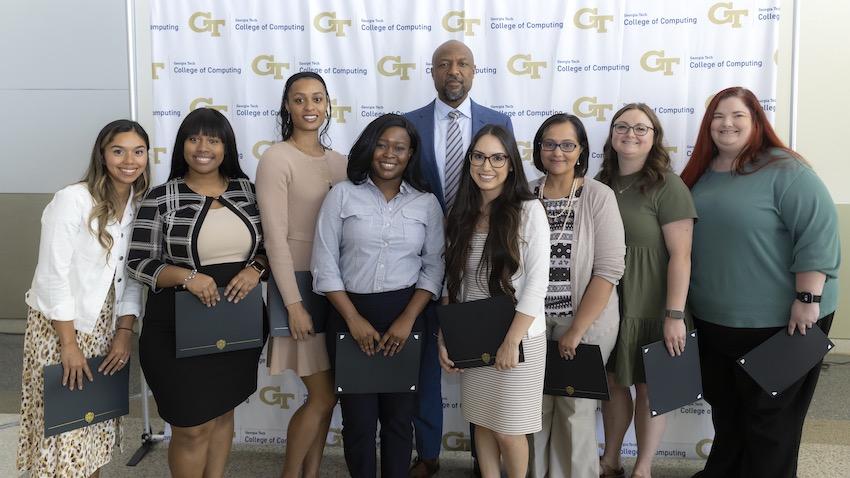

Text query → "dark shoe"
[410,457,440,478]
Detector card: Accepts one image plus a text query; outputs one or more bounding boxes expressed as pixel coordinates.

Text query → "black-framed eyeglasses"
[612,123,654,136]
[469,151,509,168]
[539,140,579,153]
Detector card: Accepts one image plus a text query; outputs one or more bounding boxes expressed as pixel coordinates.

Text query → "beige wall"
[776,0,850,337]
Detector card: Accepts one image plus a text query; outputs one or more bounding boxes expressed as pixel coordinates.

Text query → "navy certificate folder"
[334,332,422,394]
[543,342,609,400]
[174,286,264,358]
[436,296,525,369]
[642,330,703,416]
[267,271,329,337]
[43,356,129,437]
[738,325,834,397]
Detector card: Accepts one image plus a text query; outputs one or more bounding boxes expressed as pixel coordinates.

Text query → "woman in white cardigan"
[527,114,626,478]
[17,120,149,478]
[438,125,549,478]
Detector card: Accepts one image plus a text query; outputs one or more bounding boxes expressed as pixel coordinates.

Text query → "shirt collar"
[436,96,472,120]
[365,176,412,195]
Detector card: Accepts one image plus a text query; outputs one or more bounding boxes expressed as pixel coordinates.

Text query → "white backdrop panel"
[150,0,779,458]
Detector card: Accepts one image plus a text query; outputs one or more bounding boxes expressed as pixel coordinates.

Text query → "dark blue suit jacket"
[405,100,514,211]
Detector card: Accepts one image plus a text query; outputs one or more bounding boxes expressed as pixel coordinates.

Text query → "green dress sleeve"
[655,172,698,226]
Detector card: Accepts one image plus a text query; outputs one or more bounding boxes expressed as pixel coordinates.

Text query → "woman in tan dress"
[17,120,150,478]
[256,72,347,478]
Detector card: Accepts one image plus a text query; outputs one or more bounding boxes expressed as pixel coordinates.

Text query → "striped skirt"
[460,332,546,434]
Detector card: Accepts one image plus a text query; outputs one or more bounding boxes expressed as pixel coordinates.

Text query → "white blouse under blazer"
[25,183,143,334]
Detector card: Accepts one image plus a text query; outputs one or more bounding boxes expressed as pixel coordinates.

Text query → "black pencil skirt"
[139,262,268,428]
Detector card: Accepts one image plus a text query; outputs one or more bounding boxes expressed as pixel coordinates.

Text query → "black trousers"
[327,287,420,478]
[693,313,833,478]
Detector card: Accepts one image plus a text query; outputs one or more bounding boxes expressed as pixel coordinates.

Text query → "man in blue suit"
[404,39,513,478]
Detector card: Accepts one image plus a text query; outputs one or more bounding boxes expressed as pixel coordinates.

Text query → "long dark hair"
[346,114,429,192]
[445,124,534,303]
[278,71,331,147]
[532,113,590,177]
[597,103,671,194]
[680,86,800,188]
[169,108,248,180]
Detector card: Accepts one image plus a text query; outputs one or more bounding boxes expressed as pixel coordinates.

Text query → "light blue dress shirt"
[312,178,445,298]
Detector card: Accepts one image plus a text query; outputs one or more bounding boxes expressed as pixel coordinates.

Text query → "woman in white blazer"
[16,120,150,478]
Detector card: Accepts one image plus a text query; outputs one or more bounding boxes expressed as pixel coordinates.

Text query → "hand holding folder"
[437,296,525,369]
[175,286,264,358]
[737,325,834,397]
[334,332,422,394]
[267,272,329,338]
[43,356,130,437]
[642,331,703,416]
[544,342,609,399]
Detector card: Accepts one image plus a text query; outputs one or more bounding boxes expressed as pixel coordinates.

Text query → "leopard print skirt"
[16,286,121,477]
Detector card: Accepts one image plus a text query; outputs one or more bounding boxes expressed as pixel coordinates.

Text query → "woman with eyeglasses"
[597,104,697,478]
[438,125,549,478]
[526,114,625,478]
[682,87,838,478]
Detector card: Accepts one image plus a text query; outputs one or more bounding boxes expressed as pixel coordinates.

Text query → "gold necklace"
[616,177,639,194]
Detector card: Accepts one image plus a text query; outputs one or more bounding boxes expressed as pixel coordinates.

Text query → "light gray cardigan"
[530,177,626,360]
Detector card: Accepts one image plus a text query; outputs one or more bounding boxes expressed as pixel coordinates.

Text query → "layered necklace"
[538,174,578,241]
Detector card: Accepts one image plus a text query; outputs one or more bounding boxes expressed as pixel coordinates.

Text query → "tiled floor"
[2,333,849,477]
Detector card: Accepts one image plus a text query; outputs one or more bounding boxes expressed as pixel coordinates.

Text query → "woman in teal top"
[681,87,840,478]
[597,104,697,478]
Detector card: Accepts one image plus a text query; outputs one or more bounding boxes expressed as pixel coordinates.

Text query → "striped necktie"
[444,110,464,209]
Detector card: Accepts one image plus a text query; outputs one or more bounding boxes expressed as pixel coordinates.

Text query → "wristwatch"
[796,291,822,304]
[665,309,685,320]
[246,259,268,279]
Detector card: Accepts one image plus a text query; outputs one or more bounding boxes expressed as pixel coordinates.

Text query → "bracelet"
[116,326,135,334]
[182,269,197,289]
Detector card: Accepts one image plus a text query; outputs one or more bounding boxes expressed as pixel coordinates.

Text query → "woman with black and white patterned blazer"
[126,108,269,478]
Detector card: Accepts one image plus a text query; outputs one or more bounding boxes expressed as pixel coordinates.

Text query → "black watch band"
[796,291,822,304]
[247,259,267,279]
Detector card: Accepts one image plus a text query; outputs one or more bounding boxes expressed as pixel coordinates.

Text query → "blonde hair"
[81,120,150,254]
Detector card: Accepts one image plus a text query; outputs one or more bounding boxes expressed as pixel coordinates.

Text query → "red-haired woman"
[681,86,839,478]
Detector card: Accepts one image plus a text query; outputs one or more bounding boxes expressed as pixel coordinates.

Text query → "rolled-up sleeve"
[592,187,626,285]
[126,188,168,292]
[311,185,346,294]
[515,201,550,317]
[115,277,143,318]
[415,194,446,299]
[780,168,841,278]
[31,188,83,322]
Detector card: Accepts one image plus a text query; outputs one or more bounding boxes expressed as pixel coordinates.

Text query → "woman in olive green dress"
[597,104,697,478]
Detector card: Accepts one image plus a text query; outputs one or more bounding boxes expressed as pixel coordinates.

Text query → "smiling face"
[539,121,582,177]
[285,78,328,133]
[370,126,412,186]
[431,41,475,107]
[104,131,148,187]
[469,134,511,200]
[183,133,225,177]
[611,108,654,164]
[710,96,753,157]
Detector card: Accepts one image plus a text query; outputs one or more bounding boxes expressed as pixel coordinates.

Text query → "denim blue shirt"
[312,178,445,298]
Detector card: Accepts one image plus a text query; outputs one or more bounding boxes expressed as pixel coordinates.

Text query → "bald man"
[404,40,513,478]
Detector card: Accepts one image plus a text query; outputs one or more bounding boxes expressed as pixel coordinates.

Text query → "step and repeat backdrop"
[149,0,780,459]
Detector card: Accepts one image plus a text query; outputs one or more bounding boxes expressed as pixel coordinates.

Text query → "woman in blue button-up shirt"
[312,113,444,478]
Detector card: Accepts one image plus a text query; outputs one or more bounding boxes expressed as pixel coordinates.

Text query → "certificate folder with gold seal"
[174,286,263,358]
[436,296,525,369]
[334,332,422,394]
[543,341,609,400]
[43,356,129,437]
[267,271,329,337]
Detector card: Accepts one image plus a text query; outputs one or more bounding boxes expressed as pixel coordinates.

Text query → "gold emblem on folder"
[481,353,491,364]
[566,386,575,396]
[216,339,226,350]
[84,411,95,423]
